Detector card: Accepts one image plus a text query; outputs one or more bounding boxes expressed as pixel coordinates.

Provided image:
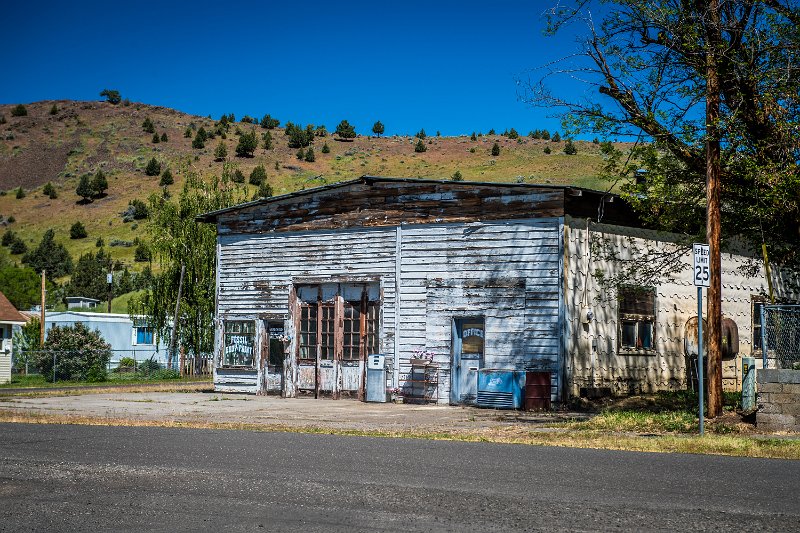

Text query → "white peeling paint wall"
[398,219,562,402]
[565,216,793,396]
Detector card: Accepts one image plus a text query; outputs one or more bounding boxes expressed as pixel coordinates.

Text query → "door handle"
[468,367,478,371]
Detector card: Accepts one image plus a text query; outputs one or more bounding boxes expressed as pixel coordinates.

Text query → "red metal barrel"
[525,371,551,410]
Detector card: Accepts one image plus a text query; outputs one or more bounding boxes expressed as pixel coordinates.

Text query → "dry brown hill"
[0,99,619,270]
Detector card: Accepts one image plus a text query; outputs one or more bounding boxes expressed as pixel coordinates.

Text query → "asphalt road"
[1,424,798,532]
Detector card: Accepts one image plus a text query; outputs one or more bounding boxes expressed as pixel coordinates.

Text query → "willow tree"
[526,1,800,416]
[130,166,247,371]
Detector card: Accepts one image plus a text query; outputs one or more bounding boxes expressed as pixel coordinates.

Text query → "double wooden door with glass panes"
[295,283,380,398]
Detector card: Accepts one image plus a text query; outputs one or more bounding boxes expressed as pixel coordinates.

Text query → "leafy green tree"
[414,139,427,153]
[415,128,427,139]
[15,187,25,199]
[34,323,111,382]
[253,180,274,200]
[491,142,500,156]
[22,229,73,277]
[248,165,267,185]
[0,266,52,310]
[315,125,328,137]
[529,1,800,417]
[11,104,27,117]
[192,127,207,149]
[372,121,385,137]
[262,131,273,150]
[160,132,168,142]
[134,242,151,262]
[260,114,280,129]
[288,126,311,148]
[229,168,244,183]
[129,170,248,369]
[321,142,330,154]
[470,132,477,141]
[335,120,356,140]
[1,231,18,247]
[43,182,58,199]
[69,221,88,239]
[543,146,551,154]
[507,128,519,140]
[152,132,160,144]
[76,175,95,202]
[235,129,258,157]
[142,117,155,134]
[451,170,463,181]
[184,127,192,138]
[145,158,161,176]
[67,249,111,300]
[296,148,305,160]
[9,238,27,255]
[126,199,149,220]
[99,89,122,105]
[541,130,550,140]
[563,139,577,155]
[92,170,108,196]
[214,140,227,161]
[96,237,104,247]
[487,128,496,135]
[160,168,174,186]
[49,104,58,115]
[304,147,315,162]
[551,132,561,142]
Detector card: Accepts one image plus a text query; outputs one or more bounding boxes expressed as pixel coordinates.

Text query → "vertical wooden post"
[705,0,723,418]
[40,270,46,347]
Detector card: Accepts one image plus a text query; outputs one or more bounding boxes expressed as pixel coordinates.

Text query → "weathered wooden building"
[198,176,789,402]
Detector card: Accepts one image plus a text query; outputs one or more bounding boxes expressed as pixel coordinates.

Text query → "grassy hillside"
[0,99,620,273]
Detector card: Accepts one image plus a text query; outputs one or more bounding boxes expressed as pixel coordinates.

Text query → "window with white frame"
[618,286,655,351]
[134,326,154,345]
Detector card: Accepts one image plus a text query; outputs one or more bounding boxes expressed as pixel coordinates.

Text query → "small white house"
[45,312,169,365]
[65,296,101,310]
[0,292,27,384]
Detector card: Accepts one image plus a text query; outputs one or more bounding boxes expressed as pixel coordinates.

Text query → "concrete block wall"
[757,369,800,432]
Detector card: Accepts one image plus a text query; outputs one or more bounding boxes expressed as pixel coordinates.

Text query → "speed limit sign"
[693,243,710,287]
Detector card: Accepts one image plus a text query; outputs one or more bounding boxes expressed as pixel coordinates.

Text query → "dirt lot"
[0,391,579,434]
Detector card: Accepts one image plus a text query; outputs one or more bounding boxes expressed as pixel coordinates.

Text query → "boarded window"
[295,283,380,361]
[223,321,255,367]
[618,286,655,351]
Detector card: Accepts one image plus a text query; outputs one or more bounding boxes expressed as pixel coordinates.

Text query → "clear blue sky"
[2,0,596,137]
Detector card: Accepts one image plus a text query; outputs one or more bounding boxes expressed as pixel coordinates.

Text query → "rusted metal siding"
[398,219,562,402]
[564,216,796,396]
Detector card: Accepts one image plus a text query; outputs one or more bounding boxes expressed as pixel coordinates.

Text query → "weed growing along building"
[199,177,790,403]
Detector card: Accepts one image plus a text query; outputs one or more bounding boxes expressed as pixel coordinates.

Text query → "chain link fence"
[761,305,800,370]
[11,349,213,382]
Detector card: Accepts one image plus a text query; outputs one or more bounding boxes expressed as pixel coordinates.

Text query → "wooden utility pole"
[705,0,723,418]
[168,263,186,371]
[40,270,46,347]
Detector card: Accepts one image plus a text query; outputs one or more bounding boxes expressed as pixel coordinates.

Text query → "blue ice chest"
[476,369,525,409]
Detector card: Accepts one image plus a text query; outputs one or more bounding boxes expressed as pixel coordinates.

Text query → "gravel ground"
[0,391,581,433]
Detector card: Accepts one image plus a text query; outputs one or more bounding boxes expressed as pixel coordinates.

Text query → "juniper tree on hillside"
[92,170,108,196]
[145,158,161,176]
[335,120,356,140]
[76,175,95,202]
[372,121,385,137]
